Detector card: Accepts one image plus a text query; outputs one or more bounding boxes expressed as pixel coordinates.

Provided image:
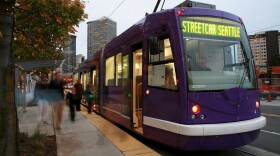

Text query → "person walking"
[34,73,50,124]
[66,86,78,121]
[73,79,83,111]
[85,84,94,114]
[49,71,64,130]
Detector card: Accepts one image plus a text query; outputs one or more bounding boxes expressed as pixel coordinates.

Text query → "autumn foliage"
[14,0,88,60]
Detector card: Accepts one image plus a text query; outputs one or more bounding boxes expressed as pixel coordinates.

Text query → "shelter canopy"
[15,59,64,71]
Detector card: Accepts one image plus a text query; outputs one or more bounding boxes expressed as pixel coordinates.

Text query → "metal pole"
[153,0,162,13]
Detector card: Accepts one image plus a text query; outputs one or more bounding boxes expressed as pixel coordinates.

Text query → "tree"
[1,0,87,155]
[0,0,18,155]
[14,0,87,60]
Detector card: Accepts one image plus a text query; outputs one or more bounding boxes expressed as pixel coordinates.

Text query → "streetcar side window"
[149,38,174,63]
[122,55,129,87]
[116,53,122,86]
[105,53,123,87]
[148,37,177,90]
[105,56,115,86]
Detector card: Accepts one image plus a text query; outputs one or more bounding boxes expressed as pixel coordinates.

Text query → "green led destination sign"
[182,20,240,38]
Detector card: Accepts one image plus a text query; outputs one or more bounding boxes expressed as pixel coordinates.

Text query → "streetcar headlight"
[192,104,200,114]
[256,101,260,108]
[146,89,150,95]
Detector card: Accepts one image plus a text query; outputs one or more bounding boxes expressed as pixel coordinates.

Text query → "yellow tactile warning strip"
[80,108,160,156]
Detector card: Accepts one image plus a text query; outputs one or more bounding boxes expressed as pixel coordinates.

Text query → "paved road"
[249,98,280,155]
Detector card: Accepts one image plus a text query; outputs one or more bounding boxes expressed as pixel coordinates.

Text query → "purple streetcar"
[75,3,266,151]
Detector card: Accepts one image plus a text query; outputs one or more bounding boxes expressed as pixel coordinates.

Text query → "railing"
[258,78,280,100]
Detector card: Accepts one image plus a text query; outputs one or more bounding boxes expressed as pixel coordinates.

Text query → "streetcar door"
[132,47,143,134]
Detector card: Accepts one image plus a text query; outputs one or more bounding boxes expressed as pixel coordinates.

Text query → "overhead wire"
[249,24,280,34]
[108,0,126,18]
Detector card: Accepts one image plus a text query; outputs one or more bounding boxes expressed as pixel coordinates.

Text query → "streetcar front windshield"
[180,16,257,91]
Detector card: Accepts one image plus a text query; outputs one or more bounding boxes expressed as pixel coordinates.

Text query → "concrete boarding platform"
[18,104,160,156]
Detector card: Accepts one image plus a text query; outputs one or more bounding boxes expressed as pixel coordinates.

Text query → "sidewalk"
[260,96,280,107]
[18,104,160,156]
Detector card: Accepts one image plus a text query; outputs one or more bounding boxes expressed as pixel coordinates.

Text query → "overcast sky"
[75,0,280,58]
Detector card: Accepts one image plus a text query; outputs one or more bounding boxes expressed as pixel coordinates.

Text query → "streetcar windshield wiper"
[239,44,250,88]
[239,60,250,88]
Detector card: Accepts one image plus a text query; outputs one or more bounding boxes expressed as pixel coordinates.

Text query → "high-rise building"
[249,30,280,77]
[249,31,280,66]
[76,54,85,67]
[62,35,76,74]
[87,17,117,58]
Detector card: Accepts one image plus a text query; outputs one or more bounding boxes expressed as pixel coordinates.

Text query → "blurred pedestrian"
[66,86,78,121]
[34,73,50,124]
[73,79,83,111]
[85,84,94,114]
[49,71,64,130]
